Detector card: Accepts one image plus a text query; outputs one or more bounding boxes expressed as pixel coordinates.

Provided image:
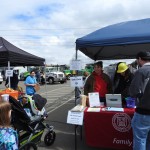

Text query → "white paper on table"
[105,107,124,112]
[87,107,100,112]
[88,92,100,107]
[71,104,85,112]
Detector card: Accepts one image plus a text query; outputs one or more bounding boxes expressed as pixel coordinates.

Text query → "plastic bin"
[125,97,136,108]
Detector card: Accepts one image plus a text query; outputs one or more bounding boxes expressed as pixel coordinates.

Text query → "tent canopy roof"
[0,37,45,66]
[76,18,150,60]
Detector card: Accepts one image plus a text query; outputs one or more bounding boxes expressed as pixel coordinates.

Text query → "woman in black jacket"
[113,62,134,100]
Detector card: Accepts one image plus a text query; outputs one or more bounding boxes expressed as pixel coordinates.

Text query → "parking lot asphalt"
[0,81,112,150]
[38,98,112,150]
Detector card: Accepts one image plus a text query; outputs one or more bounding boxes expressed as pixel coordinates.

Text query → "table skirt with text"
[84,108,134,150]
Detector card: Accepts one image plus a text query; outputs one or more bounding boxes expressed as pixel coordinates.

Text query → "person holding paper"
[129,51,150,150]
[84,61,113,105]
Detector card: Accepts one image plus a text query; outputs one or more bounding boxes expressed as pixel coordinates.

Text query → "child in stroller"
[21,94,47,120]
[9,95,56,150]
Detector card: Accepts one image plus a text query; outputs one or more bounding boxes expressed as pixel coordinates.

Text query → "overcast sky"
[0,0,150,66]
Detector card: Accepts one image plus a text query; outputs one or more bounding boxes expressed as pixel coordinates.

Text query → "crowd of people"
[0,51,150,149]
[83,51,150,150]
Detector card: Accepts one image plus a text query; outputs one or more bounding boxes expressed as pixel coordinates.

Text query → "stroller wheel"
[44,131,56,146]
[19,142,37,150]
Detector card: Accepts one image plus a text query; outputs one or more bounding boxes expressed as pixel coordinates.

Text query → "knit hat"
[94,61,103,68]
[136,51,150,60]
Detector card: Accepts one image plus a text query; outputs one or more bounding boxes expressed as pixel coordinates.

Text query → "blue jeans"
[132,112,150,150]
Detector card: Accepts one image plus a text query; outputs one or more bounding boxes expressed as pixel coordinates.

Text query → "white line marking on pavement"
[47,96,74,114]
[39,87,74,95]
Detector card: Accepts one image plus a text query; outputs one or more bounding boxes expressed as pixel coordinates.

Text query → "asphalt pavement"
[38,98,110,150]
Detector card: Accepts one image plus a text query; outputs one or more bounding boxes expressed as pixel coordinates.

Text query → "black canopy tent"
[0,37,45,87]
[0,37,45,66]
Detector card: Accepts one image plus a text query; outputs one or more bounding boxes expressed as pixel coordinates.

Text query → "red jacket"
[84,71,113,97]
[93,72,108,97]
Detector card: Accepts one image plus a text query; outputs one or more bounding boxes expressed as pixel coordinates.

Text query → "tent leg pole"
[74,49,78,150]
[8,61,11,88]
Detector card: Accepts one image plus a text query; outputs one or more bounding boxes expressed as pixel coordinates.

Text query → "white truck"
[45,67,66,84]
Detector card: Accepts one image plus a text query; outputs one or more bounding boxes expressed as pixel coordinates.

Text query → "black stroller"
[9,95,56,150]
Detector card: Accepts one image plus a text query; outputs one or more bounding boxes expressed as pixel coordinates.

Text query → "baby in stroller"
[9,94,56,150]
[21,94,47,120]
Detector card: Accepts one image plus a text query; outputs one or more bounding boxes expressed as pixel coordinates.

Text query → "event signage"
[88,92,100,107]
[6,70,13,77]
[70,76,83,87]
[67,111,84,125]
[70,60,82,70]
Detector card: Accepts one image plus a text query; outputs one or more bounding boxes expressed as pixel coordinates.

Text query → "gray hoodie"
[129,63,150,114]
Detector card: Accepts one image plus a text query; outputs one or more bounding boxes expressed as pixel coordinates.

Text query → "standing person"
[129,51,150,150]
[35,69,41,83]
[0,101,18,150]
[40,72,45,85]
[114,62,134,99]
[5,71,19,90]
[24,71,37,95]
[83,71,90,84]
[84,61,113,104]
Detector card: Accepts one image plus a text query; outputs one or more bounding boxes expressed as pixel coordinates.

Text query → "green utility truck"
[20,71,30,80]
[63,64,94,80]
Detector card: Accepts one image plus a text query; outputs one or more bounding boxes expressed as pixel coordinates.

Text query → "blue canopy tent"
[76,18,150,60]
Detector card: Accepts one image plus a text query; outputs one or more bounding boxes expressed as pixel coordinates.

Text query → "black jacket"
[114,73,134,98]
[5,73,19,89]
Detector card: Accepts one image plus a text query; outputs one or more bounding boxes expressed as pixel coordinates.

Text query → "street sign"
[6,70,13,77]
[70,60,82,70]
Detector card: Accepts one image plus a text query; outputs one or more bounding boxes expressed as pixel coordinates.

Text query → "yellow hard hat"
[117,63,128,73]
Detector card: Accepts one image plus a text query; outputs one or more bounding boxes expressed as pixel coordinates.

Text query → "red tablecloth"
[84,108,134,150]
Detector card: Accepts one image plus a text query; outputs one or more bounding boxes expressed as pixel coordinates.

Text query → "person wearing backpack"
[129,51,150,150]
